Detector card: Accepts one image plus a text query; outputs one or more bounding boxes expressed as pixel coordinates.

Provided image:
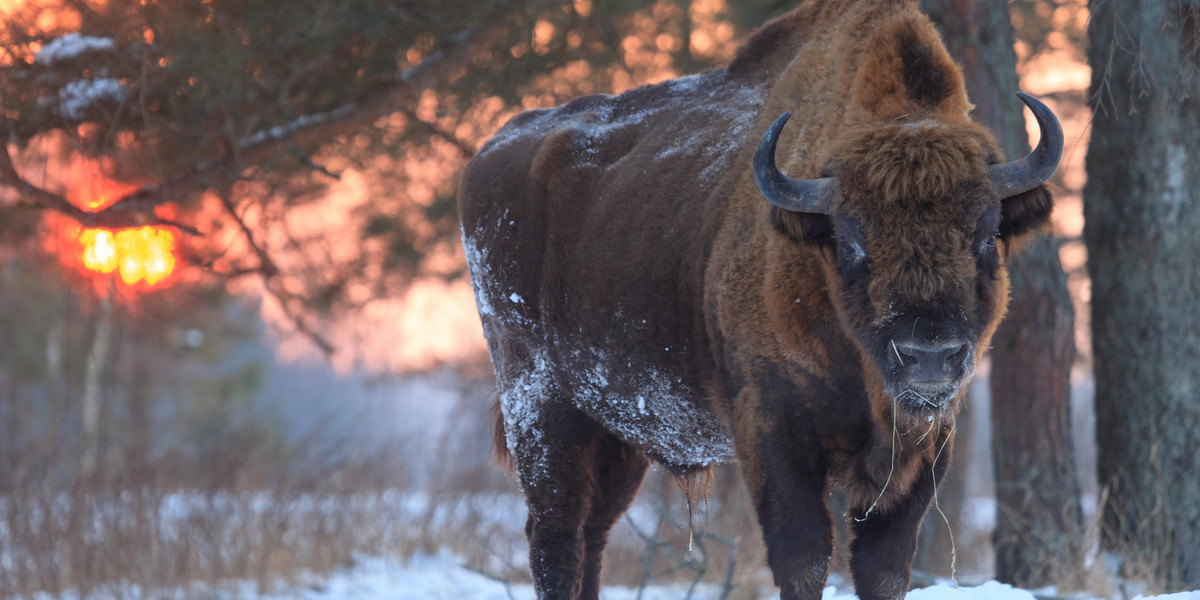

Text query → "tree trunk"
[1087,0,1200,589]
[990,236,1083,586]
[921,0,1083,587]
[81,293,114,480]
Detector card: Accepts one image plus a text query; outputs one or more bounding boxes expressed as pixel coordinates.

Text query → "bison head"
[755,93,1062,415]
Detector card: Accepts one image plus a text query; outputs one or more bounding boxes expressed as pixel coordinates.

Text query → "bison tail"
[489,390,514,474]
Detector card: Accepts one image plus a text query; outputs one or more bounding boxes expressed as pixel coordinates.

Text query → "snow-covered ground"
[30,551,1198,600]
[243,554,1200,600]
[288,554,1034,600]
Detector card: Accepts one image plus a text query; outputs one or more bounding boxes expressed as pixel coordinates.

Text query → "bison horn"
[754,112,837,215]
[988,92,1063,198]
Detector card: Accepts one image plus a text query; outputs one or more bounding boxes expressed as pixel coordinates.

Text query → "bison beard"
[458,1,1062,599]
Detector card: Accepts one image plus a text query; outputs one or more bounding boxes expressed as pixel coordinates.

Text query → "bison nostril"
[947,342,970,364]
[895,339,967,380]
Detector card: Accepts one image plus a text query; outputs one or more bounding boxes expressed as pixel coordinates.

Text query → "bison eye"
[980,234,997,254]
[839,240,865,264]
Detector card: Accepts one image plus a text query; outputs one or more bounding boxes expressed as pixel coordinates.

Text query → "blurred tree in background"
[0,242,275,490]
[1087,0,1200,589]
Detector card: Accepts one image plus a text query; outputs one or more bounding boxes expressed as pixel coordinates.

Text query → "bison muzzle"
[458,1,1063,598]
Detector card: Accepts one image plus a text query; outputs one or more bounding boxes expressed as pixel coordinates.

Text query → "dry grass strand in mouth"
[915,413,938,446]
[930,417,959,587]
[905,388,940,408]
[857,389,950,526]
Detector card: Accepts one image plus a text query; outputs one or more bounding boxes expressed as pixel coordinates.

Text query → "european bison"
[458,0,1062,598]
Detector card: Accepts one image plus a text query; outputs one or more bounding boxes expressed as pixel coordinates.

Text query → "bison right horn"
[988,92,1064,198]
[753,112,837,215]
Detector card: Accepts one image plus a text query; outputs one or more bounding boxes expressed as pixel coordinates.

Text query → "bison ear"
[999,184,1053,243]
[771,206,832,242]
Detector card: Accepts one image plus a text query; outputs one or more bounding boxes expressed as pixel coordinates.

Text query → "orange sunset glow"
[30,150,180,288]
[55,219,179,288]
[78,226,177,285]
[79,228,117,272]
[71,177,177,287]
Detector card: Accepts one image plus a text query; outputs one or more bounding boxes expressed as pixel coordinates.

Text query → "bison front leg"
[751,435,834,600]
[848,454,947,600]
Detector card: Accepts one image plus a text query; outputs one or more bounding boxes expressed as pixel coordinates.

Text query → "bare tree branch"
[399,108,476,158]
[265,285,337,357]
[209,188,336,355]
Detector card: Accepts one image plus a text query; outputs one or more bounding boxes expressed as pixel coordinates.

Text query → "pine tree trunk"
[81,293,114,480]
[921,0,1083,586]
[1087,0,1200,588]
[990,236,1083,586]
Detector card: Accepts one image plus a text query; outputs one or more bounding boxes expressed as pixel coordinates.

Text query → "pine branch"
[0,22,479,231]
[0,137,201,234]
[212,187,336,356]
[399,108,476,158]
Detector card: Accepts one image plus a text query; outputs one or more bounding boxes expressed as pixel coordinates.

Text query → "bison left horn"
[753,112,837,215]
[988,92,1063,198]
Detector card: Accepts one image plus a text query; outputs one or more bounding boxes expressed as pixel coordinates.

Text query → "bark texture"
[989,234,1082,586]
[1087,0,1200,588]
[921,0,1082,586]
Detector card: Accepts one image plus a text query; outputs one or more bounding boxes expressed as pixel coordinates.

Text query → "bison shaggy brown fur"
[458,0,1061,598]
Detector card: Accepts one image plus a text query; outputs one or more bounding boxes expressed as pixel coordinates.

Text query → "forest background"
[1,0,1196,598]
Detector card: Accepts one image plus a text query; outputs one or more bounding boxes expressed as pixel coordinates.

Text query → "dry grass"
[1080,477,1193,599]
[0,478,418,598]
[0,401,429,598]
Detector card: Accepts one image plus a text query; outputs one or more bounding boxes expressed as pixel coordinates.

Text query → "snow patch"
[462,223,531,327]
[477,71,764,188]
[276,550,739,600]
[56,77,123,119]
[26,555,1200,600]
[901,119,942,130]
[498,348,554,484]
[237,104,356,148]
[651,74,765,186]
[36,33,115,65]
[903,581,1037,600]
[566,345,735,468]
[461,227,496,317]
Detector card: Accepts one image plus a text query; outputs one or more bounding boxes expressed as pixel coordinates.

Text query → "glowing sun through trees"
[45,164,180,288]
[78,226,176,286]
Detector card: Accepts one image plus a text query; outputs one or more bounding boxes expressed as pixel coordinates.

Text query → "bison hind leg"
[514,407,592,599]
[512,402,648,600]
[579,432,649,600]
